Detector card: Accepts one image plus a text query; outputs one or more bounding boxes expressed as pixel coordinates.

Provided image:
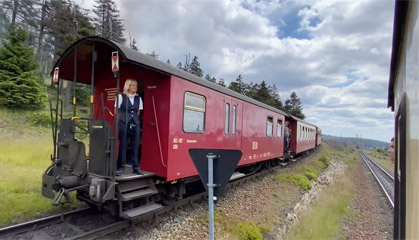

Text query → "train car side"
[160,75,286,181]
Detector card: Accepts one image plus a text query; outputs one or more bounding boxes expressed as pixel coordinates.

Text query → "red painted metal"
[55,39,318,182]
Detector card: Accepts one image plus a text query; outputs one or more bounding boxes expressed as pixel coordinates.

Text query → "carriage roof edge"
[52,36,290,117]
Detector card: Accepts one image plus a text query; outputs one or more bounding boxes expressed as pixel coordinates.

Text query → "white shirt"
[115,93,143,110]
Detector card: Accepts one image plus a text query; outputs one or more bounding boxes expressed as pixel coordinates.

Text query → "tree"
[228,74,247,95]
[43,0,95,58]
[204,74,216,83]
[166,59,170,64]
[130,38,138,51]
[177,61,182,69]
[1,0,39,29]
[217,78,226,87]
[147,51,158,59]
[93,0,126,44]
[189,56,203,77]
[0,27,46,109]
[284,91,305,119]
[266,84,283,110]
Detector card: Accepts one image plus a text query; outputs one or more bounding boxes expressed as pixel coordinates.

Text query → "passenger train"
[41,36,321,218]
[388,0,419,239]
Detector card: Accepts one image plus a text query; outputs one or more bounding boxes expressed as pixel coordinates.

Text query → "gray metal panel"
[89,119,112,176]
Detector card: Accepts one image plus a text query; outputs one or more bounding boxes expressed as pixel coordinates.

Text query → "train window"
[277,119,282,137]
[224,103,230,134]
[232,105,237,135]
[183,92,206,133]
[266,117,273,137]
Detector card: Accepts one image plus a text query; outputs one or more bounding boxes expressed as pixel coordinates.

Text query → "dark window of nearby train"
[267,117,273,137]
[224,103,230,134]
[183,92,206,133]
[277,119,282,137]
[232,105,237,135]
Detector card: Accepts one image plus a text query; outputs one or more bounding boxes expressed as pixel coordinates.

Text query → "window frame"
[266,116,273,137]
[277,119,283,137]
[183,91,206,134]
[224,103,230,134]
[232,105,237,135]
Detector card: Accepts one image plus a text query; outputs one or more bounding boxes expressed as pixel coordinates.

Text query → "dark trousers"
[117,121,141,170]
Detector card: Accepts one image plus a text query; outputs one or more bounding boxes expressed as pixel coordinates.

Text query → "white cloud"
[95,0,394,142]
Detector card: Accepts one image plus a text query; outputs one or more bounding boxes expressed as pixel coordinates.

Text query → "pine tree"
[130,38,138,51]
[189,56,203,77]
[0,27,46,109]
[217,78,226,87]
[204,74,216,83]
[177,62,182,69]
[147,51,158,59]
[1,0,39,29]
[93,0,126,44]
[284,92,305,119]
[228,74,247,95]
[43,0,95,58]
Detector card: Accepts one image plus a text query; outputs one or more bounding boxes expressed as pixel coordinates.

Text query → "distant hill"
[322,134,390,150]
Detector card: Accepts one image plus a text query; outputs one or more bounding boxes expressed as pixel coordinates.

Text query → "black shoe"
[116,168,124,176]
[133,169,143,175]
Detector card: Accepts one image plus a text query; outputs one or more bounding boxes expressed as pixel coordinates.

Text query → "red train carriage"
[42,36,298,217]
[286,115,317,156]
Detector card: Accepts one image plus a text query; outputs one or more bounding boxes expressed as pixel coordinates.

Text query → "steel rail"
[68,220,131,240]
[361,152,394,180]
[0,207,92,238]
[0,152,313,240]
[359,151,394,208]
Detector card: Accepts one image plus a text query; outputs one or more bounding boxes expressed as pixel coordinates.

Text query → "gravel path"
[109,147,393,240]
[342,161,393,239]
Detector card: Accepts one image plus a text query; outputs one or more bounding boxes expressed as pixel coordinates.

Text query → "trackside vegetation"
[286,147,360,239]
[275,173,312,190]
[0,108,82,227]
[230,221,269,240]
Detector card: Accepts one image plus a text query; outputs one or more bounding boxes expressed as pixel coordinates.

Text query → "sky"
[78,0,395,142]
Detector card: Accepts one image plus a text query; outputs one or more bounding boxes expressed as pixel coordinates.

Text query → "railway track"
[0,152,314,239]
[359,151,394,208]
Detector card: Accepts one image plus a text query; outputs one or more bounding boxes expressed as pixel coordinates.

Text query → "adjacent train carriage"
[316,127,322,147]
[286,115,317,156]
[42,36,306,218]
[388,0,419,239]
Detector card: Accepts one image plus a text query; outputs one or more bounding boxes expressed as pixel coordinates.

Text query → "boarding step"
[121,187,159,202]
[118,178,155,193]
[120,203,163,219]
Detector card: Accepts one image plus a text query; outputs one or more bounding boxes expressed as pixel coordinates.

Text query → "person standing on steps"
[115,79,143,175]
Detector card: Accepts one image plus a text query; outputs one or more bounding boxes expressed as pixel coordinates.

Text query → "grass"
[364,150,394,174]
[286,172,354,240]
[286,144,359,239]
[230,221,269,240]
[275,173,312,190]
[0,108,83,227]
[296,166,319,180]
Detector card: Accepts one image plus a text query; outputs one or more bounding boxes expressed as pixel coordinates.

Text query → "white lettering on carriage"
[105,87,117,101]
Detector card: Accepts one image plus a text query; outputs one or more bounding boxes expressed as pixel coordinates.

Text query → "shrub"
[27,112,51,127]
[297,166,319,180]
[275,173,311,190]
[318,156,330,169]
[230,221,268,240]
